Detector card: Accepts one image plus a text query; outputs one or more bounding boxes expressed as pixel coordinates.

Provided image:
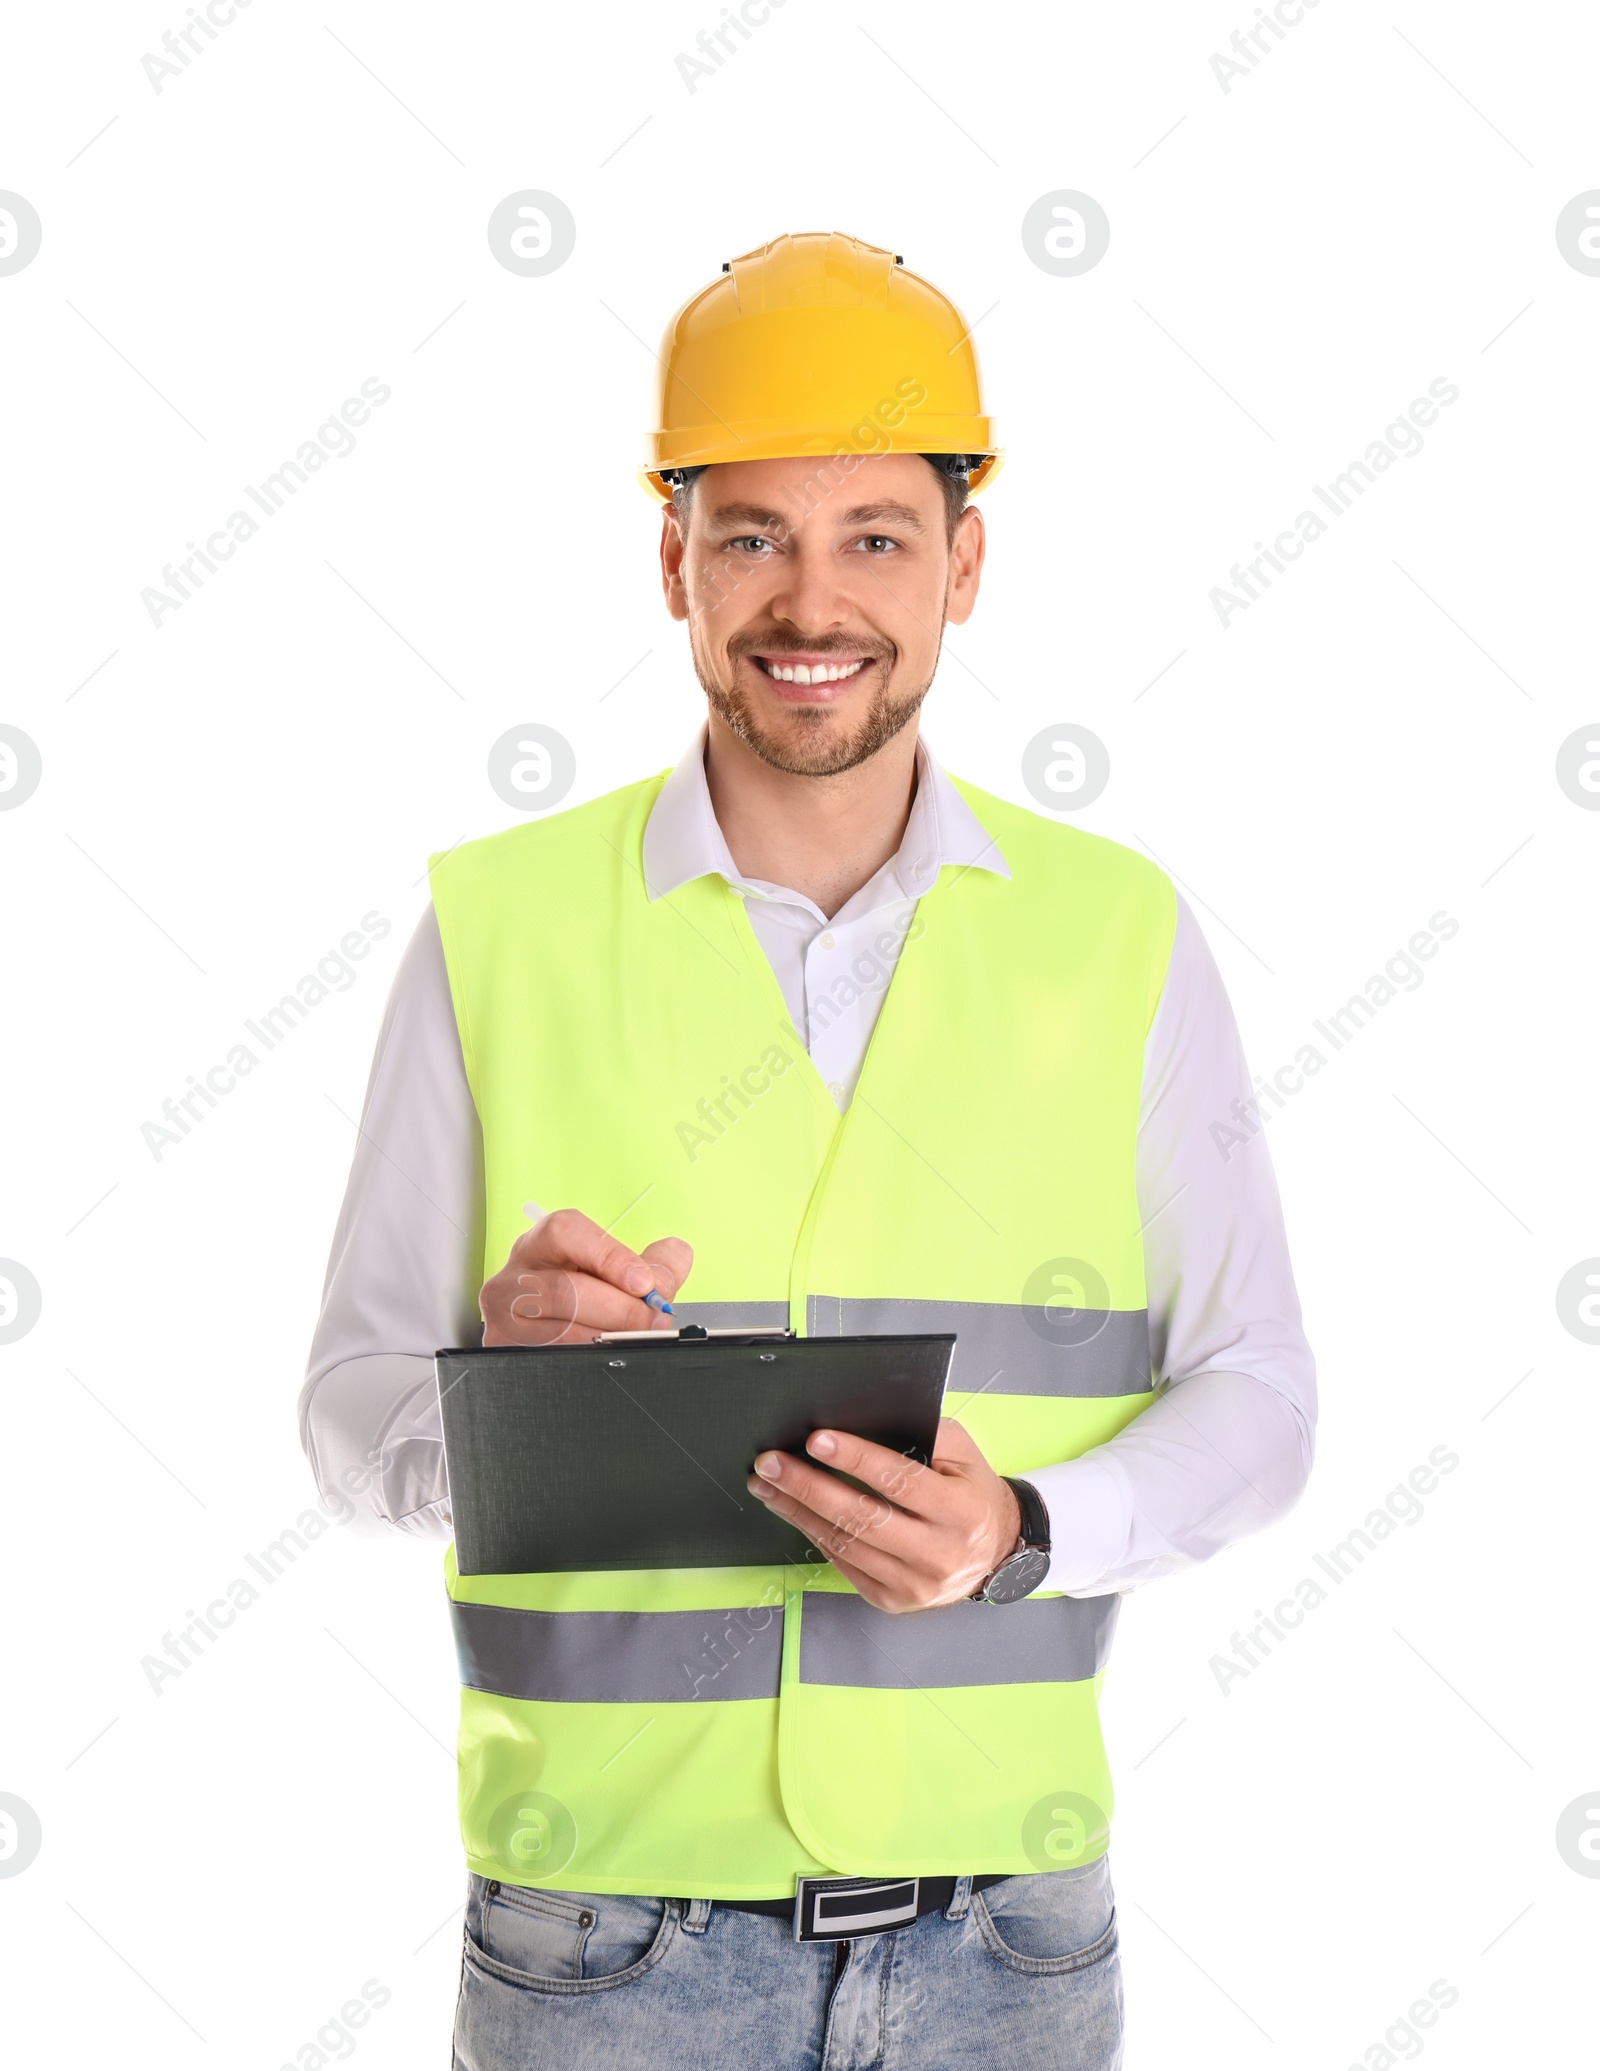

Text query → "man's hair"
[668,456,972,545]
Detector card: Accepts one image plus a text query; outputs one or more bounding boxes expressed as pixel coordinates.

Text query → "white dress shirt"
[300,727,1316,1597]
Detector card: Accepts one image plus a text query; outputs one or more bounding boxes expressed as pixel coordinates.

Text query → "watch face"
[984,1546,1051,1605]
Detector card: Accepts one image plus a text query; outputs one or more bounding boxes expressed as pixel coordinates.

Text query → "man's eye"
[727,536,773,554]
[853,535,900,554]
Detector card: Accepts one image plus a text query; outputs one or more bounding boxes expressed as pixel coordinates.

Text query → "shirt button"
[828,1082,845,1102]
[818,932,835,951]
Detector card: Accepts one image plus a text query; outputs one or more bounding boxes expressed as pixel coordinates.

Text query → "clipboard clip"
[592,1324,797,1345]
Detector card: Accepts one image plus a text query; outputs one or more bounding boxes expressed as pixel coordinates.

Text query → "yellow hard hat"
[639,231,1002,503]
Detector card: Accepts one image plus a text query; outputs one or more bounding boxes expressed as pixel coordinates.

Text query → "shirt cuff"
[1024,1452,1135,1597]
[299,1352,450,1533]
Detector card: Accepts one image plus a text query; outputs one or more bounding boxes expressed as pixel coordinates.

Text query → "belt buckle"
[792,1874,920,1943]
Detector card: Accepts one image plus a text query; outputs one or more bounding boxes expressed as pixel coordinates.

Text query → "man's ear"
[943,506,986,627]
[660,506,690,622]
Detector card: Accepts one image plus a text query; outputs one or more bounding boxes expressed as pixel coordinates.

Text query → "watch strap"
[1003,1475,1050,1554]
[969,1477,1053,1603]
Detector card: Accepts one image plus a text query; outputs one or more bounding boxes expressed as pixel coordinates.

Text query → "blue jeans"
[452,1858,1122,2069]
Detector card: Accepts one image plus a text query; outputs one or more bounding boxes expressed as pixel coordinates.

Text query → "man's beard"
[693,634,935,777]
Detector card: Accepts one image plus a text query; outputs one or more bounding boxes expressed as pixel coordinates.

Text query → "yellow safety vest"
[429,768,1175,1899]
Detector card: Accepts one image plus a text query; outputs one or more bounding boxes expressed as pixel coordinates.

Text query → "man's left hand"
[746,1418,1023,1611]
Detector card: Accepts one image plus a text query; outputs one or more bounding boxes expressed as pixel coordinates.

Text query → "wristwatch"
[971,1477,1051,1605]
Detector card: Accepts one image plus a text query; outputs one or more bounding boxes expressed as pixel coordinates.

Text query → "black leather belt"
[713,1872,1013,1942]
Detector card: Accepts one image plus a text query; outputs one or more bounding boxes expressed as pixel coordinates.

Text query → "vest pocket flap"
[778,1589,1120,1876]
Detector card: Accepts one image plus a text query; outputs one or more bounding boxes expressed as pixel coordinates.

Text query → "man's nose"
[765,546,852,634]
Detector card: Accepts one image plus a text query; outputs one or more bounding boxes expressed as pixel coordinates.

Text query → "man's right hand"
[479,1209,693,1346]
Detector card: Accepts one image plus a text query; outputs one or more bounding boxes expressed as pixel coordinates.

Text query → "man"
[301,231,1315,2069]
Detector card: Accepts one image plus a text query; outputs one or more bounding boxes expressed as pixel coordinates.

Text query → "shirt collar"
[641,721,1009,904]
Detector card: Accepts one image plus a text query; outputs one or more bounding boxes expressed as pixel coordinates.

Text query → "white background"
[2,1,1597,2064]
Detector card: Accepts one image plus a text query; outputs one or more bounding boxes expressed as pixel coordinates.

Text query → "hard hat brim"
[640,448,1003,506]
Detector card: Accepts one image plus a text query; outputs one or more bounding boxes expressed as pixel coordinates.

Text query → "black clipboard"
[435,1330,954,1575]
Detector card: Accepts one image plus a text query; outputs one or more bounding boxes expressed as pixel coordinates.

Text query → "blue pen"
[642,1287,674,1315]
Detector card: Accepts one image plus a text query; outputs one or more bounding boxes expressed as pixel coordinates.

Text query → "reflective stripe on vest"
[453,1598,785,1703]
[796,1591,1119,1688]
[451,1591,1119,1704]
[805,1295,1151,1399]
[666,1296,1152,1399]
[430,769,1176,1893]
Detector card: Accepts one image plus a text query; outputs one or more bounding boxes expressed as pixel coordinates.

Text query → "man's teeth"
[761,659,865,685]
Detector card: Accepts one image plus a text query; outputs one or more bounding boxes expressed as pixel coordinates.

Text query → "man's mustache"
[729,633,896,663]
